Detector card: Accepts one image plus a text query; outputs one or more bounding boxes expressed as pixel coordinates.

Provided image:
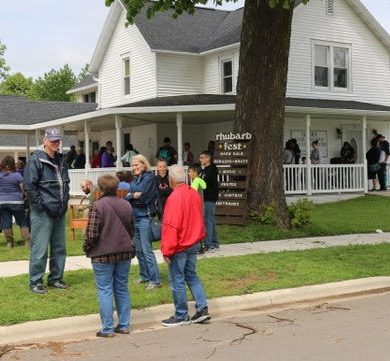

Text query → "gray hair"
[169,164,185,184]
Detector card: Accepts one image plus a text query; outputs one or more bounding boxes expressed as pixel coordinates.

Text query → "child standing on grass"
[188,163,207,253]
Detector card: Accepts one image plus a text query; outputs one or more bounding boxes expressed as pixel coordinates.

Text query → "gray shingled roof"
[134,1,302,53]
[0,95,97,125]
[118,94,390,112]
[68,74,97,93]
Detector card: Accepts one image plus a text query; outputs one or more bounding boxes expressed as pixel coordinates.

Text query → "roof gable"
[89,0,390,73]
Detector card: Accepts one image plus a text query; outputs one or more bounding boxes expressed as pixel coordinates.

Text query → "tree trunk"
[234,0,294,229]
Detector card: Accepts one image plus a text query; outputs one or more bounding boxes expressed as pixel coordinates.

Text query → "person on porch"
[376,134,389,191]
[366,138,381,192]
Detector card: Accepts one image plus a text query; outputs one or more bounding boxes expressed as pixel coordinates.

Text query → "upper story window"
[83,92,96,103]
[122,56,130,96]
[221,59,233,94]
[313,42,351,91]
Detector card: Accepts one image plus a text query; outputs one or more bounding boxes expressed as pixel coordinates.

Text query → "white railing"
[68,164,367,196]
[68,166,189,196]
[283,163,365,194]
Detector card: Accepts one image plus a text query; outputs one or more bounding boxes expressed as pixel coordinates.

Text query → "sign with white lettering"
[214,132,252,225]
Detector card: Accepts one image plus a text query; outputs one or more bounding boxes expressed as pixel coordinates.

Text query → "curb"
[1,276,389,346]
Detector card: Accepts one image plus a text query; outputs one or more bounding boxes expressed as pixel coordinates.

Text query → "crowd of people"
[5,126,390,337]
[0,128,218,338]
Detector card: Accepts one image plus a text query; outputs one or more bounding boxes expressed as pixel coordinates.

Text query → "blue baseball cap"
[44,128,62,141]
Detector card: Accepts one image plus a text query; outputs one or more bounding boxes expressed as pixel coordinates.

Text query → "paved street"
[2,292,389,361]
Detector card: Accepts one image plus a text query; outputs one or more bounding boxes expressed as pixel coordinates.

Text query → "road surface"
[2,292,389,360]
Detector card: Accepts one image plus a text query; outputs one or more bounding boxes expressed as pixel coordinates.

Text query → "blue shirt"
[0,171,24,204]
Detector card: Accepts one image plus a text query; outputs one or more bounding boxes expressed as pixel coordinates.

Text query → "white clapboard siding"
[287,0,390,105]
[100,11,156,108]
[156,53,202,96]
[202,48,240,94]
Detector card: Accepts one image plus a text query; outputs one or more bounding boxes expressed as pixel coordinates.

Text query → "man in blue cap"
[24,128,70,294]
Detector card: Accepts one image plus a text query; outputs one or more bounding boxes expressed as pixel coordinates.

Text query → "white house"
[1,0,390,195]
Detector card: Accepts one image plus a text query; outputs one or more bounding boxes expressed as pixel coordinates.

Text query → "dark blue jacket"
[24,149,70,217]
[127,171,159,219]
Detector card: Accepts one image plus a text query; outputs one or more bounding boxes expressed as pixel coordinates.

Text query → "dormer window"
[122,56,130,96]
[221,59,233,94]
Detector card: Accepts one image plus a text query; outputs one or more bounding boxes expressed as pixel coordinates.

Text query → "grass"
[1,195,390,262]
[0,243,389,325]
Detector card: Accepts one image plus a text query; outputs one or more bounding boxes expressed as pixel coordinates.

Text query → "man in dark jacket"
[199,150,219,251]
[24,128,70,294]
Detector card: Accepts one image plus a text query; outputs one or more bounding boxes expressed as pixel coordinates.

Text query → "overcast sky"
[0,0,389,79]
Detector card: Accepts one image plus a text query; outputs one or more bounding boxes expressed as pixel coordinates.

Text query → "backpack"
[158,148,171,164]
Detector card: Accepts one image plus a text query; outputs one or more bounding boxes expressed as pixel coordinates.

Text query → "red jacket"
[161,184,205,257]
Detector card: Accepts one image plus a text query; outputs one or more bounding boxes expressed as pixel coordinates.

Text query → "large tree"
[0,72,33,96]
[0,40,10,81]
[29,64,77,102]
[106,0,308,228]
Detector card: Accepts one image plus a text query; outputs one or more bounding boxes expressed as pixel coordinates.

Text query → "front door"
[343,129,362,162]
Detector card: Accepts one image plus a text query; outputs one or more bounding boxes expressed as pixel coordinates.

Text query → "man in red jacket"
[161,165,210,327]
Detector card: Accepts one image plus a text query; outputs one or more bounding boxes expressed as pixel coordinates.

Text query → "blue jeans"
[133,216,160,285]
[29,207,66,286]
[92,260,131,334]
[168,243,208,320]
[0,203,27,229]
[203,201,219,248]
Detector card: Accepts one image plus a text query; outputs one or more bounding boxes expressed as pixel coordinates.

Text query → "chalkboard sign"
[214,132,252,225]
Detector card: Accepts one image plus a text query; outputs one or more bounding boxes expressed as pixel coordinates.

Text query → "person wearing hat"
[24,128,70,294]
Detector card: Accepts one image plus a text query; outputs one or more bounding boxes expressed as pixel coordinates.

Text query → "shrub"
[288,199,314,228]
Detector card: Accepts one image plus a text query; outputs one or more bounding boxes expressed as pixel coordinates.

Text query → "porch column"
[14,151,18,161]
[362,116,368,194]
[305,114,312,195]
[84,120,91,170]
[115,116,122,170]
[26,133,30,161]
[59,127,64,153]
[176,112,183,165]
[35,129,41,147]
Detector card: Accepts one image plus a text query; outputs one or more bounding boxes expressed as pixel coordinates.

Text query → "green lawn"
[1,195,390,262]
[0,243,389,325]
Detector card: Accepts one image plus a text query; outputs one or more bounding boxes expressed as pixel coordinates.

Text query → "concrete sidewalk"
[1,232,390,277]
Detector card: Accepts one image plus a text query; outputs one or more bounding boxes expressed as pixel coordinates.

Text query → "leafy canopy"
[0,72,33,96]
[0,40,10,81]
[29,64,77,102]
[106,0,309,23]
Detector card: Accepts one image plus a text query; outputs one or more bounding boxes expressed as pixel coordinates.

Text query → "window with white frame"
[122,57,130,96]
[221,59,233,93]
[313,42,350,91]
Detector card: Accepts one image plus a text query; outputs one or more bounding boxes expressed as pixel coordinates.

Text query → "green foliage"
[250,204,277,225]
[0,39,10,81]
[268,0,310,9]
[78,63,90,82]
[29,64,77,102]
[0,72,33,96]
[288,198,314,228]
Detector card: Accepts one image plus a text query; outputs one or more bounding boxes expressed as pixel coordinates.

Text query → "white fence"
[68,164,367,196]
[283,164,365,194]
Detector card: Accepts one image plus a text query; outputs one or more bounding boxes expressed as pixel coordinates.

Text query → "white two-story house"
[2,0,390,195]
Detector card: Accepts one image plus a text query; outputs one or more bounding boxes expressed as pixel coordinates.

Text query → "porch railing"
[283,164,365,194]
[68,164,366,196]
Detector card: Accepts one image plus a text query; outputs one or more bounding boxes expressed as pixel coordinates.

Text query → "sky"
[0,0,389,79]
